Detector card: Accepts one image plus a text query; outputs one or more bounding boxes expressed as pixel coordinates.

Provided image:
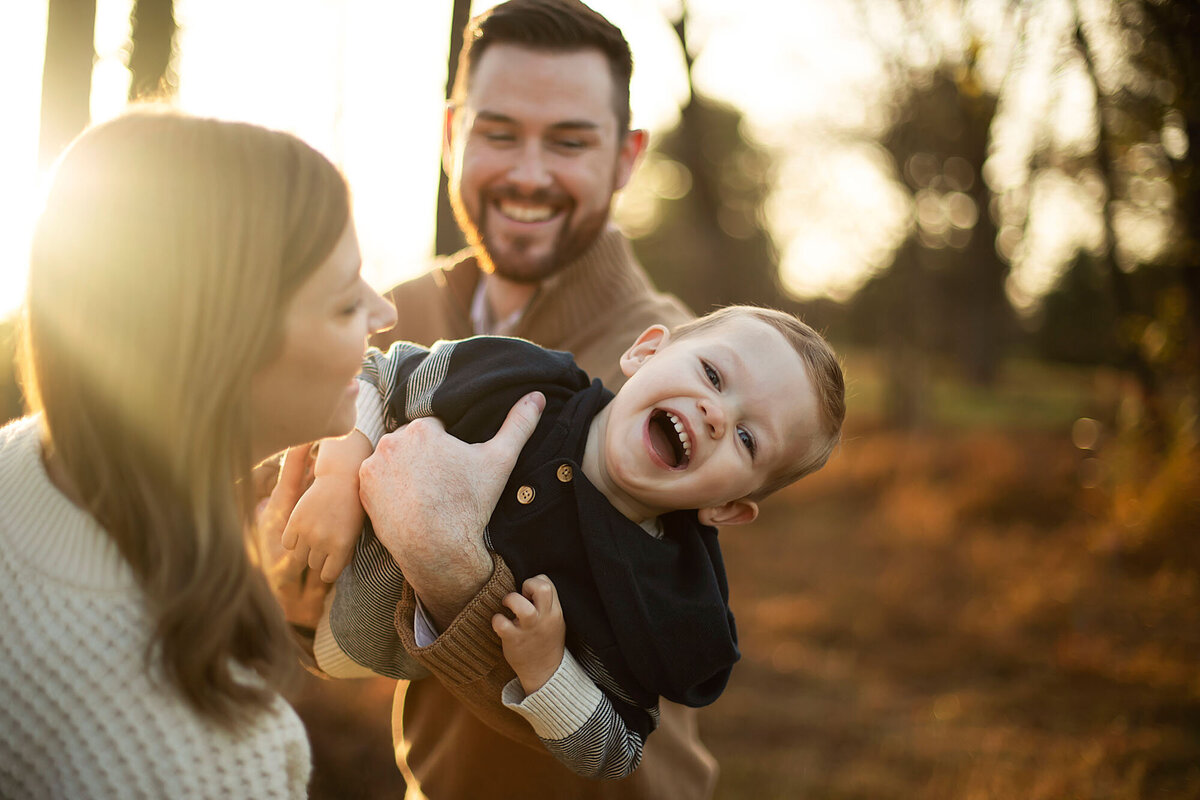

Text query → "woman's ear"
[698,499,759,527]
[619,325,670,377]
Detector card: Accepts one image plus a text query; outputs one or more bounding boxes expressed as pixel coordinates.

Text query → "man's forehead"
[465,44,618,122]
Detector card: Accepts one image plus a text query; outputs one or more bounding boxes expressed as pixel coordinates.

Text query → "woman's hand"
[256,443,329,630]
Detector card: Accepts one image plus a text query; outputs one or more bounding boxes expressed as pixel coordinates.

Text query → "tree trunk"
[39,0,97,169]
[1071,1,1167,450]
[128,0,176,101]
[434,0,473,257]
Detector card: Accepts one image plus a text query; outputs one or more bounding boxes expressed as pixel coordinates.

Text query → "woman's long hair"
[20,110,350,723]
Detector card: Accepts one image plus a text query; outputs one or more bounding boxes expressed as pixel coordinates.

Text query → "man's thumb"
[486,392,546,471]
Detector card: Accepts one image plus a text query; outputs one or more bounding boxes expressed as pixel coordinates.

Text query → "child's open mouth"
[648,409,691,469]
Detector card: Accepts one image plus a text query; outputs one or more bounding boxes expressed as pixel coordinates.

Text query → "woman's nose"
[368,289,397,334]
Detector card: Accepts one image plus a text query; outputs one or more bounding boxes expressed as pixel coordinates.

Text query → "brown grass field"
[291,357,1200,798]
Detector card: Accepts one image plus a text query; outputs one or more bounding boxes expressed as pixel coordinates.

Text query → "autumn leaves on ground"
[709,421,1199,799]
[294,360,1200,799]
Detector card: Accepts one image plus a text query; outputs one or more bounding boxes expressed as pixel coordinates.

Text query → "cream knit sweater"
[0,416,311,799]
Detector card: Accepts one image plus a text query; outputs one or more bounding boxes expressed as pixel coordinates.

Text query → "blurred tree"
[837,1,1019,425]
[888,68,1010,384]
[633,3,787,316]
[1016,0,1200,454]
[39,0,96,169]
[127,0,177,101]
[1019,0,1200,571]
[434,0,472,257]
[1032,255,1121,367]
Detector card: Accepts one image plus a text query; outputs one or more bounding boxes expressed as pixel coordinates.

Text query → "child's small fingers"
[280,524,300,551]
[502,591,536,622]
[522,574,557,609]
[492,613,515,637]
[319,553,346,583]
[290,543,311,567]
[307,549,327,575]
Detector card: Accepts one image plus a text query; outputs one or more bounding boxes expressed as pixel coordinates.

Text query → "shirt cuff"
[412,597,439,647]
[313,588,381,678]
[393,551,515,686]
[500,648,605,741]
[355,376,387,446]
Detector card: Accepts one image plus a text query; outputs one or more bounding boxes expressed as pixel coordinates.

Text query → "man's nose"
[507,142,551,191]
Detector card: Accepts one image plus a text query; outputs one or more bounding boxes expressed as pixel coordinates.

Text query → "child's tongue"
[649,411,684,468]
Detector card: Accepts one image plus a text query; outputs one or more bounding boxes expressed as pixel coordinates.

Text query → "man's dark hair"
[451,0,634,134]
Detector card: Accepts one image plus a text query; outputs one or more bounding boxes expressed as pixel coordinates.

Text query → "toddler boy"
[285,305,845,779]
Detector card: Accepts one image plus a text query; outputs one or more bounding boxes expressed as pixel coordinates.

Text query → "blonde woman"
[0,110,397,798]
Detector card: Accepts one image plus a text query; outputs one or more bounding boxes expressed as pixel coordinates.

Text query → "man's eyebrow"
[548,120,600,132]
[474,111,599,132]
[475,110,518,124]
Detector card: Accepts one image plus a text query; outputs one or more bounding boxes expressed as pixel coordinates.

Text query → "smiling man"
[358,1,719,798]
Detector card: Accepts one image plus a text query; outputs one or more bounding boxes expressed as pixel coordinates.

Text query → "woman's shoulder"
[0,414,39,452]
[0,415,135,591]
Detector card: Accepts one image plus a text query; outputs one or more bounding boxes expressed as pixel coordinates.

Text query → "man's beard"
[452,188,611,284]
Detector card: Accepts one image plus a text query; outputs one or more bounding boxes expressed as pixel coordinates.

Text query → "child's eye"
[341,298,363,316]
[703,361,721,389]
[737,426,757,457]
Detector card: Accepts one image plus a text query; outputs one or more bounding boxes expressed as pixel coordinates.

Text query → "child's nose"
[699,399,726,439]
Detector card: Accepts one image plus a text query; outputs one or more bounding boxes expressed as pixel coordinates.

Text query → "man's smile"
[496,199,560,224]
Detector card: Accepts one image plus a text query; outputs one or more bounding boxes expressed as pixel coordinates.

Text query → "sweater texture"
[0,416,312,799]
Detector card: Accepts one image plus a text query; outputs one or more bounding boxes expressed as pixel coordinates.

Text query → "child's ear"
[619,325,671,377]
[698,499,759,527]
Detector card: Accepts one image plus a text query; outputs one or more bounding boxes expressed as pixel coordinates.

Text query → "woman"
[0,110,395,798]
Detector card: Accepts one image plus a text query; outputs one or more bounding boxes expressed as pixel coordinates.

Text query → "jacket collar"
[433,227,654,342]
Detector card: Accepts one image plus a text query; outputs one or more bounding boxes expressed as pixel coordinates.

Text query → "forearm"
[314,428,372,481]
[396,551,513,685]
[325,519,427,680]
[501,649,650,779]
[395,553,550,750]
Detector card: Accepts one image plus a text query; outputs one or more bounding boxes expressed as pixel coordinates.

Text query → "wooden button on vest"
[556,464,573,483]
[516,485,535,504]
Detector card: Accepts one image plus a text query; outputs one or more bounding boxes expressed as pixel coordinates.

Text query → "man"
[359,1,717,797]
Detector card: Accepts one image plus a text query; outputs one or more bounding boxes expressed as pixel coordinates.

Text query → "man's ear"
[698,499,759,527]
[619,324,670,377]
[614,128,648,191]
[441,103,458,178]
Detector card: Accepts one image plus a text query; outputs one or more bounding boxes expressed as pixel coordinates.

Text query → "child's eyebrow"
[723,347,782,460]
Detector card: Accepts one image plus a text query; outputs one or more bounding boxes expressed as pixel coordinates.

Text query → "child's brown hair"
[671,305,845,500]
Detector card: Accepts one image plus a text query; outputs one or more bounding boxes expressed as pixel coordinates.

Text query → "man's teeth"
[667,411,691,458]
[499,201,555,223]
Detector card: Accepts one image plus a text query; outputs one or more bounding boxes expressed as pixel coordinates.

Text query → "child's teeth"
[668,412,691,457]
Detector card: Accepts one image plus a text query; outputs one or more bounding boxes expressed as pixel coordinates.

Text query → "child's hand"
[281,472,365,583]
[493,574,566,695]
